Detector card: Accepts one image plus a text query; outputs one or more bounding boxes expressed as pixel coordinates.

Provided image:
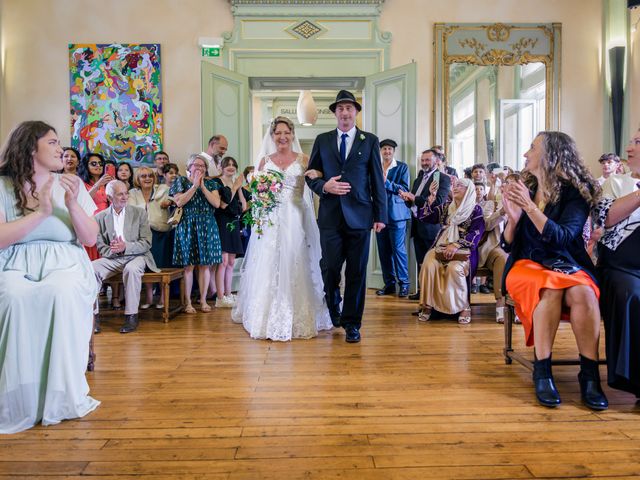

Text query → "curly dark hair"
[526,131,601,208]
[77,152,106,184]
[0,121,56,215]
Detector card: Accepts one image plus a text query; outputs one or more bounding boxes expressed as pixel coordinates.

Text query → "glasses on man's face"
[89,161,104,167]
[138,174,153,179]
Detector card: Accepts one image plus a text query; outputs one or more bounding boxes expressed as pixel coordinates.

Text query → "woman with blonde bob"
[501,131,607,410]
[128,166,173,308]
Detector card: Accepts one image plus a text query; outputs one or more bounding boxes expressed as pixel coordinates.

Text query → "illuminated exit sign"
[202,47,220,57]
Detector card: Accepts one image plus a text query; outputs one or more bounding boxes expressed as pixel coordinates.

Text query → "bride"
[231,116,333,340]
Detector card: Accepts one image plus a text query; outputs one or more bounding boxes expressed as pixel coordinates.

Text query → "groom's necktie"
[339,133,348,164]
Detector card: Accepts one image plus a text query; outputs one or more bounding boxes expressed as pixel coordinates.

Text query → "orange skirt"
[505,259,599,347]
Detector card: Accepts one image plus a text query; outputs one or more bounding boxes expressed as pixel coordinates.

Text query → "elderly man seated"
[92,180,158,333]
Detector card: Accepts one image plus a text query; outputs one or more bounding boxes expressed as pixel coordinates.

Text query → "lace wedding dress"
[231,155,333,340]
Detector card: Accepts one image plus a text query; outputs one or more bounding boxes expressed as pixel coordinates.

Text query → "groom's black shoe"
[376,285,396,296]
[330,315,342,328]
[345,326,361,343]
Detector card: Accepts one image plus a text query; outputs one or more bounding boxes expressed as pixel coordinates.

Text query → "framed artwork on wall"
[68,43,162,165]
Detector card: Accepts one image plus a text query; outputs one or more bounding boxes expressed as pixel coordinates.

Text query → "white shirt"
[112,206,126,240]
[336,126,357,160]
[200,151,222,177]
[382,157,398,178]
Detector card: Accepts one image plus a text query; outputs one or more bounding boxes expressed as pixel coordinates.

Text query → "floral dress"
[169,176,222,266]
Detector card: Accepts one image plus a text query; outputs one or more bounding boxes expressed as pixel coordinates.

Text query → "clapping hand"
[59,174,81,208]
[501,183,523,223]
[190,170,204,188]
[504,180,535,213]
[110,235,126,255]
[36,175,55,217]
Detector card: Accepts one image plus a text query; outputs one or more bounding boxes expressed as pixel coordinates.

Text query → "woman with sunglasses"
[78,153,112,260]
[128,167,173,308]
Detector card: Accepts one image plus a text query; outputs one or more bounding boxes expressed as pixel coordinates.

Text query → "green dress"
[170,176,222,265]
[0,175,100,433]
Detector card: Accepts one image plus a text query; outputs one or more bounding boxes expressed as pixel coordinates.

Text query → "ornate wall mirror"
[433,23,561,172]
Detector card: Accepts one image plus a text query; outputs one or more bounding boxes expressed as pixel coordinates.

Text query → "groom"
[306,90,387,343]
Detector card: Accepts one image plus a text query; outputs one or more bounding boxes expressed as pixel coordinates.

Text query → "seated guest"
[501,131,606,410]
[128,167,172,308]
[594,129,640,400]
[596,153,620,186]
[475,181,509,321]
[0,121,100,433]
[92,180,159,333]
[154,151,170,184]
[116,161,134,190]
[78,152,111,261]
[417,177,485,324]
[376,139,411,297]
[62,147,80,175]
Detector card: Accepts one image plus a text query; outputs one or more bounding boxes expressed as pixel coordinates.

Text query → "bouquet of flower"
[241,169,285,237]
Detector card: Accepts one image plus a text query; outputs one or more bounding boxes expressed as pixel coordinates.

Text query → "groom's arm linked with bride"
[304,90,387,343]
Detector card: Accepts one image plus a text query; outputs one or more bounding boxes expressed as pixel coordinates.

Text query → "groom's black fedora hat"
[329,90,362,113]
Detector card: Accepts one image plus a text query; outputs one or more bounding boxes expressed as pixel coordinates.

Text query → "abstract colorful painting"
[69,43,162,165]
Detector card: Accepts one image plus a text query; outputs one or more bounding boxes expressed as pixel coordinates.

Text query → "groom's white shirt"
[336,126,357,159]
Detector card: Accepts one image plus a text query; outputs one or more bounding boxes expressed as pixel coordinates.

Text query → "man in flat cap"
[375,139,411,298]
[306,90,388,343]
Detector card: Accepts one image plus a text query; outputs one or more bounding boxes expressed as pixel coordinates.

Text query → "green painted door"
[364,63,418,290]
[201,62,250,169]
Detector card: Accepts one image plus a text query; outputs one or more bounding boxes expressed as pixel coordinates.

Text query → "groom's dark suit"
[306,128,387,330]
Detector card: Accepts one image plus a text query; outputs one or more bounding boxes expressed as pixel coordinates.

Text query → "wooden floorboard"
[2,292,639,479]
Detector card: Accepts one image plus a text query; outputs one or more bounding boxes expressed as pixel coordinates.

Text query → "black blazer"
[501,183,596,292]
[408,169,451,239]
[306,128,387,229]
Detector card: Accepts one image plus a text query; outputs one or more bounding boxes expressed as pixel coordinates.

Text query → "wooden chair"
[502,295,605,370]
[108,268,186,323]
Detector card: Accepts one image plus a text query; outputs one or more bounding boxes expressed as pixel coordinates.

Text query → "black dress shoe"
[408,292,420,301]
[578,355,608,410]
[478,284,492,294]
[93,315,101,334]
[376,285,396,296]
[330,315,342,328]
[533,356,561,407]
[345,326,361,343]
[120,314,139,334]
[470,284,478,294]
[398,286,409,298]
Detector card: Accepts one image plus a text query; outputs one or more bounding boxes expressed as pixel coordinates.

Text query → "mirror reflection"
[447,62,546,173]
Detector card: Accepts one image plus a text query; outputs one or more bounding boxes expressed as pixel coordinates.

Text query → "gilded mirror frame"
[433,22,561,153]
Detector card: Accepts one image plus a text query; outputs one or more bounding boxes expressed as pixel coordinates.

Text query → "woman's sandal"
[458,307,472,324]
[184,304,196,314]
[418,306,432,322]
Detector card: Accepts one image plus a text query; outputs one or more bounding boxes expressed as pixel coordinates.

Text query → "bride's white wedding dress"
[231,154,333,341]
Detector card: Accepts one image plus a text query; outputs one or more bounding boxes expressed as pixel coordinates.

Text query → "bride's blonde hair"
[270,116,295,136]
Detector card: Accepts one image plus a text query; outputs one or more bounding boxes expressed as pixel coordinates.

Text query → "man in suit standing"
[375,139,411,298]
[399,149,451,300]
[306,90,387,343]
[92,180,159,333]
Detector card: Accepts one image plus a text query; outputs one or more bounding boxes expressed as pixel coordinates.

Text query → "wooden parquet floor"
[2,292,640,479]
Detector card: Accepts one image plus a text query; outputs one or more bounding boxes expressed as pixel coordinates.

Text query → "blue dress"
[169,176,222,266]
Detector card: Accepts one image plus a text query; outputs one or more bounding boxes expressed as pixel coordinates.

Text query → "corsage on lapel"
[359,133,366,141]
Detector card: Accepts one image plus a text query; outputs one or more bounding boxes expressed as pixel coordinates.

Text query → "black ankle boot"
[533,355,561,407]
[578,355,608,410]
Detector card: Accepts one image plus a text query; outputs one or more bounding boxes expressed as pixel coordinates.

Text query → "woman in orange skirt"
[501,131,607,410]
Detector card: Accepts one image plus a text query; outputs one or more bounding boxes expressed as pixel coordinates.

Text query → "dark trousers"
[413,222,440,272]
[319,217,370,330]
[376,220,409,288]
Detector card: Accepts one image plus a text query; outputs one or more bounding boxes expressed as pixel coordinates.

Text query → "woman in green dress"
[0,121,100,433]
[170,154,222,313]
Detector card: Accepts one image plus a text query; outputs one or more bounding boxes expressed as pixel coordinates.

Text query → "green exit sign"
[202,47,220,57]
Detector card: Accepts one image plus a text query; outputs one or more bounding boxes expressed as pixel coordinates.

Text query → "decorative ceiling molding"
[228,0,386,17]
